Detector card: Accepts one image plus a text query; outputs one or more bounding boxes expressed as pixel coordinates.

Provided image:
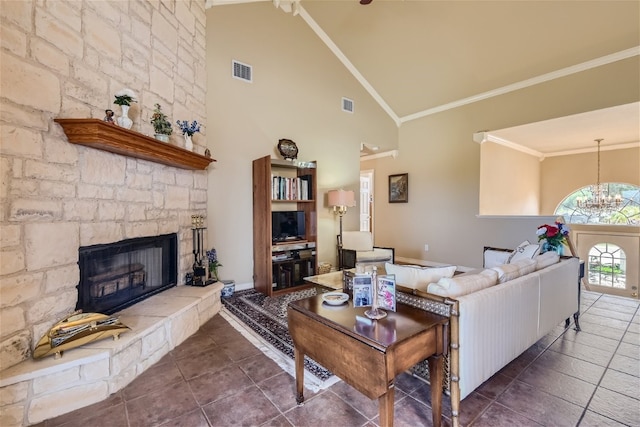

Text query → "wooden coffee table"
[287,295,447,427]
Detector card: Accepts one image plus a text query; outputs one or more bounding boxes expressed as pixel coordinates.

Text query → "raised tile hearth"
[0,283,223,426]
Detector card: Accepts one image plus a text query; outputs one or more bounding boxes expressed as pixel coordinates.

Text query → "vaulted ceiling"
[207,0,640,155]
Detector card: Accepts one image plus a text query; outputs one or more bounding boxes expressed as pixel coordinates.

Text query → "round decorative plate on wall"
[277,138,298,160]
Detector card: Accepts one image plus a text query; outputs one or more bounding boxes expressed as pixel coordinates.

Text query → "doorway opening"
[360,170,374,234]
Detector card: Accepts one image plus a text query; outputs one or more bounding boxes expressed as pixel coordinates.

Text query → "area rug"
[220,287,341,392]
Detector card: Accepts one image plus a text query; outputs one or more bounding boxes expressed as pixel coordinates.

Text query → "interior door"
[360,170,373,233]
[574,230,639,299]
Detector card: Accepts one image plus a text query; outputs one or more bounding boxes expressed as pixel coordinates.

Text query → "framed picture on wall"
[389,173,408,203]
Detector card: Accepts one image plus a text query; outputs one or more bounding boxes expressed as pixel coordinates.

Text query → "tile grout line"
[575,294,640,426]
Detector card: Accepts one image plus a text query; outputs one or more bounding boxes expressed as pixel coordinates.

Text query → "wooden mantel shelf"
[54,118,215,170]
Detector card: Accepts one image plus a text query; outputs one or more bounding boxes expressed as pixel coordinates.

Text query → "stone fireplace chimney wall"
[1,1,208,371]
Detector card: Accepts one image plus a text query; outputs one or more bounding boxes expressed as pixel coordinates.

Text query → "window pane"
[587,243,626,288]
[556,183,640,225]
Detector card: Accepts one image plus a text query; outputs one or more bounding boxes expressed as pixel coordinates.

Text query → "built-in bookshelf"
[252,155,317,296]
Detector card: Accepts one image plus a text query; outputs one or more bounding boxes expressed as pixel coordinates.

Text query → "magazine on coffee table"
[377,274,396,312]
[353,274,373,307]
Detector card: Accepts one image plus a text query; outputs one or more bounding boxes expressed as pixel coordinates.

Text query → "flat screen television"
[272,211,306,243]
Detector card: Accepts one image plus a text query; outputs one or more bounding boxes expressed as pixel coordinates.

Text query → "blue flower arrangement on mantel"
[176,120,201,137]
[176,120,200,151]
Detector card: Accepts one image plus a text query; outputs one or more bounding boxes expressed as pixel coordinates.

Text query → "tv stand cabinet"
[252,156,317,296]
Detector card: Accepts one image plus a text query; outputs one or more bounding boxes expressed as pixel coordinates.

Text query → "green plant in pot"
[150,103,172,142]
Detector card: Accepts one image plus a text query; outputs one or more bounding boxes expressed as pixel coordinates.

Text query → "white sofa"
[384,251,580,426]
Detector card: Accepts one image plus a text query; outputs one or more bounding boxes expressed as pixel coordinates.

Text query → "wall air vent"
[342,97,354,113]
[232,60,252,82]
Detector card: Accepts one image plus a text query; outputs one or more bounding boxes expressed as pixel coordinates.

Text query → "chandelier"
[576,138,622,215]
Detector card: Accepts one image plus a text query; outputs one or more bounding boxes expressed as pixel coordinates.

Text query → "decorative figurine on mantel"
[277,138,298,161]
[103,109,116,125]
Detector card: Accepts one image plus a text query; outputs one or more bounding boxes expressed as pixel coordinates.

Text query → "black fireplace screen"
[77,234,178,315]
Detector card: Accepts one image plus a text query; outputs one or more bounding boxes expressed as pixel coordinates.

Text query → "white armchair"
[338,231,394,269]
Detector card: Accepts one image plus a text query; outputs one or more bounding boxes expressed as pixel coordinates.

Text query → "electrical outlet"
[424,244,429,251]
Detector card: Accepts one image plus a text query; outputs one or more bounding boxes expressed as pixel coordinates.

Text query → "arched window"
[555,183,640,225]
[587,243,626,289]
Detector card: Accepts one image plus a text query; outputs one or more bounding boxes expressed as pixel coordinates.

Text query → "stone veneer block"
[28,381,110,425]
[170,306,200,347]
[0,283,223,426]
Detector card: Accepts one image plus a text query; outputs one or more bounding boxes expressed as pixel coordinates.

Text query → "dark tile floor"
[38,291,639,427]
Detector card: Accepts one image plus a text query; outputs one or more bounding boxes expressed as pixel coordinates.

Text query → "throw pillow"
[483,249,512,268]
[426,269,498,298]
[509,241,540,263]
[535,251,560,270]
[384,263,456,289]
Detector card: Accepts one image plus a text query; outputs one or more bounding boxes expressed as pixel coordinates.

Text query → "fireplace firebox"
[77,234,178,314]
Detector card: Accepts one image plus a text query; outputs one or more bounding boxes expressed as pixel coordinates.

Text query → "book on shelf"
[270,174,313,201]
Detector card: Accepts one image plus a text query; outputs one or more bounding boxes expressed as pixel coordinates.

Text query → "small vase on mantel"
[117,105,133,129]
[154,134,170,143]
[184,134,193,151]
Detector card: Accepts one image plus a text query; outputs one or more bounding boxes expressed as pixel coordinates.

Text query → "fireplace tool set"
[188,215,215,287]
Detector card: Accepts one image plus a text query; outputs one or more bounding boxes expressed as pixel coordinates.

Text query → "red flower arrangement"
[536,222,569,247]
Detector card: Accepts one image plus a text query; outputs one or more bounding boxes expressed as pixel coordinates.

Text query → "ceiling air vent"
[342,97,354,113]
[232,60,252,82]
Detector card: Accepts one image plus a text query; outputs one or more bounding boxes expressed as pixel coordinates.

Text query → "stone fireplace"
[0,1,213,425]
[0,132,220,426]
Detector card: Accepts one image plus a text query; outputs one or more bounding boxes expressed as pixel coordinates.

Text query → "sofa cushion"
[509,241,540,263]
[516,258,537,276]
[491,258,536,283]
[535,251,560,270]
[483,249,512,268]
[427,269,498,298]
[385,263,456,289]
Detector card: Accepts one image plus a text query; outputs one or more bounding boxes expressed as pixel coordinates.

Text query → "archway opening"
[555,183,639,225]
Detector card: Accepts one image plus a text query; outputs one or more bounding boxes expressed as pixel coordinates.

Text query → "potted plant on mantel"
[150,103,172,142]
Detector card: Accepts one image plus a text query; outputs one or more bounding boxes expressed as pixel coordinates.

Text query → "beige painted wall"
[480,142,541,215]
[480,144,640,216]
[205,4,397,284]
[363,57,639,268]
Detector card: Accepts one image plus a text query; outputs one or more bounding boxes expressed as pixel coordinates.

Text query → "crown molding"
[476,132,639,159]
[360,150,399,161]
[400,47,640,124]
